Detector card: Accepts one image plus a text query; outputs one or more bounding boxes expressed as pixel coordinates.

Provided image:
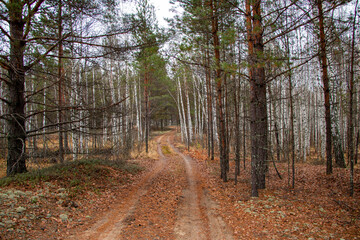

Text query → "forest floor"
[0,130,359,239]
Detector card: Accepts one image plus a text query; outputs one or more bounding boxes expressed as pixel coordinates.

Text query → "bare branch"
[25,32,71,70]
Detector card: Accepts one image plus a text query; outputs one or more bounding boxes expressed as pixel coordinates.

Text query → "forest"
[0,0,359,239]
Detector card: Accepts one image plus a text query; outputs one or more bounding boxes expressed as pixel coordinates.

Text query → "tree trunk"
[58,0,64,163]
[288,71,295,189]
[234,75,240,184]
[210,0,227,182]
[355,130,359,165]
[247,0,268,196]
[6,0,28,175]
[243,90,246,169]
[144,70,149,153]
[286,34,295,189]
[317,0,332,175]
[185,78,193,148]
[205,45,214,160]
[349,0,358,196]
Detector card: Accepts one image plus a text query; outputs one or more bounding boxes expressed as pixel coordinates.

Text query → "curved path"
[68,131,233,239]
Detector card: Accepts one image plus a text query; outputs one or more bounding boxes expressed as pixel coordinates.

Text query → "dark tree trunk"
[288,72,295,189]
[348,0,358,196]
[333,134,346,168]
[248,0,268,197]
[243,92,246,169]
[205,46,211,159]
[234,75,240,184]
[317,0,332,175]
[225,74,230,174]
[204,34,214,161]
[285,34,295,188]
[144,71,149,153]
[208,49,214,161]
[6,0,28,176]
[355,130,359,165]
[274,122,281,162]
[210,0,227,182]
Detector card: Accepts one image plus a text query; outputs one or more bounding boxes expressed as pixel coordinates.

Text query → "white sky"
[148,0,179,27]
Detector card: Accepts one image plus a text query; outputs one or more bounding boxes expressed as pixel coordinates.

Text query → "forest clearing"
[1,0,360,239]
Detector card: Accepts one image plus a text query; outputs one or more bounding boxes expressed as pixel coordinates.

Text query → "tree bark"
[288,70,295,189]
[205,44,214,160]
[210,0,227,182]
[6,0,28,176]
[144,70,149,153]
[247,0,268,196]
[58,0,64,163]
[234,75,240,184]
[317,0,332,175]
[246,0,268,197]
[348,0,358,196]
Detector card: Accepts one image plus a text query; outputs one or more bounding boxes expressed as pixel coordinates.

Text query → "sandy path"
[168,137,207,239]
[68,131,234,239]
[68,136,168,240]
[168,136,234,240]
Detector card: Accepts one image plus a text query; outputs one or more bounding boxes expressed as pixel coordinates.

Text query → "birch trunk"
[185,79,193,144]
[58,0,64,163]
[178,78,188,145]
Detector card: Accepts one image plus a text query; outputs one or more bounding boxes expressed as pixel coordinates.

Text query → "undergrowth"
[0,159,142,188]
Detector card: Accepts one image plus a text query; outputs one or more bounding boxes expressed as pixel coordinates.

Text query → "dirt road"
[69,131,233,239]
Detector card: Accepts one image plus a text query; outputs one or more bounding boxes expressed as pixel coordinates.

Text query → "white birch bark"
[92,68,96,150]
[78,66,84,155]
[108,59,118,149]
[42,82,47,155]
[71,61,79,160]
[84,64,89,154]
[125,66,130,142]
[178,78,187,142]
[134,79,141,142]
[186,80,193,142]
[102,69,107,148]
[194,83,198,139]
[116,69,122,147]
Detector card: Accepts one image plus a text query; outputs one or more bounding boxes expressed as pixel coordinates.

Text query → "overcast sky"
[148,0,179,27]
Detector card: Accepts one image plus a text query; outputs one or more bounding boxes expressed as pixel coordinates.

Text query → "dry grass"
[0,131,171,178]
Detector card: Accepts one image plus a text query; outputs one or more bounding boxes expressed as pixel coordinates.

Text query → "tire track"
[68,131,234,240]
[168,137,207,239]
[168,135,233,240]
[68,136,167,240]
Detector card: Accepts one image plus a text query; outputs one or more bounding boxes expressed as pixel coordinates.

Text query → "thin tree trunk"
[234,75,240,184]
[243,88,246,169]
[288,71,295,189]
[205,41,214,160]
[210,0,227,182]
[317,0,332,175]
[355,130,359,165]
[186,78,193,147]
[58,0,64,163]
[349,0,358,196]
[144,69,149,153]
[176,80,186,142]
[92,68,97,150]
[285,33,295,189]
[179,77,189,146]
